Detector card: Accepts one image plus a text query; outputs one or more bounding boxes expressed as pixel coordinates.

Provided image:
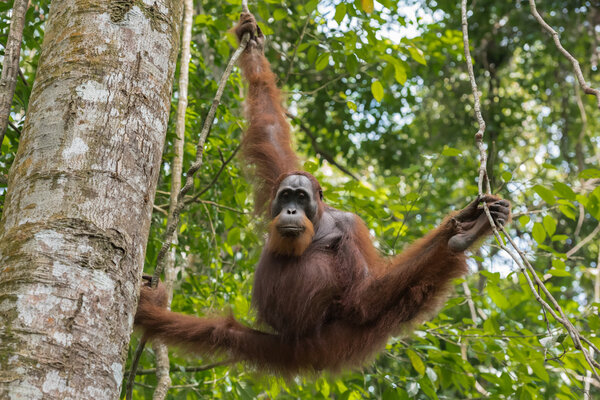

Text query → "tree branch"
[127,361,229,376]
[566,222,600,259]
[184,144,241,206]
[528,0,600,109]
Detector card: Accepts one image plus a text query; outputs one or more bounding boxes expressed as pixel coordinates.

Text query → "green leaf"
[532,222,546,244]
[334,3,346,24]
[441,146,461,157]
[304,0,318,14]
[381,54,408,85]
[559,205,576,220]
[346,101,357,111]
[394,62,407,84]
[315,52,330,71]
[303,160,318,173]
[405,192,419,202]
[272,9,287,21]
[542,215,556,236]
[488,285,509,309]
[256,22,273,35]
[579,168,600,179]
[371,80,384,102]
[361,0,374,13]
[533,185,556,205]
[501,171,512,182]
[548,269,571,277]
[551,234,568,242]
[418,376,439,399]
[406,349,425,375]
[306,45,317,64]
[518,215,530,226]
[553,182,576,200]
[408,46,427,65]
[335,380,348,393]
[382,388,402,400]
[530,359,549,382]
[317,378,330,398]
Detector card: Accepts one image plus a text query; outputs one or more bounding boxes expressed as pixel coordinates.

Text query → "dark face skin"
[271,175,318,237]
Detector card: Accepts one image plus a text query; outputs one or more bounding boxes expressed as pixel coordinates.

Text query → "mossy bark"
[0,1,182,398]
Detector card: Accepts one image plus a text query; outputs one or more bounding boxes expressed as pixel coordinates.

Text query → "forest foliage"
[1,0,599,399]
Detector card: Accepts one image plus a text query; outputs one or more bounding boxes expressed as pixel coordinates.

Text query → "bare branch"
[7,119,21,136]
[460,0,489,196]
[195,199,247,214]
[184,144,241,205]
[566,222,600,259]
[153,204,168,215]
[127,361,229,376]
[528,0,600,109]
[125,337,147,400]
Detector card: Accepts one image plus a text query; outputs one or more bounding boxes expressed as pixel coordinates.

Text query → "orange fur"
[267,215,315,256]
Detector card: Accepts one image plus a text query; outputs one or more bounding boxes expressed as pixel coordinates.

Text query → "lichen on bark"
[0,0,183,398]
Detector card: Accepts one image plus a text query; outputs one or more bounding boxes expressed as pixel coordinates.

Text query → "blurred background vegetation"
[1,0,599,398]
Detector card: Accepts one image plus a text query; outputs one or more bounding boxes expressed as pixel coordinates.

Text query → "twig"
[7,119,21,136]
[585,250,600,399]
[125,337,147,400]
[574,84,588,238]
[461,281,478,324]
[127,361,229,376]
[461,0,600,385]
[153,204,167,215]
[566,222,600,259]
[194,199,248,214]
[511,205,559,217]
[184,144,241,205]
[528,0,600,109]
[17,67,28,88]
[460,0,489,196]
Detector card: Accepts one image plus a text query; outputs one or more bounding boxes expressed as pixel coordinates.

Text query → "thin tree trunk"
[0,1,182,399]
[0,0,29,147]
[584,249,600,400]
[151,0,193,398]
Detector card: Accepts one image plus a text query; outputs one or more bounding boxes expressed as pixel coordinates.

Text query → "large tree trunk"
[0,1,182,399]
